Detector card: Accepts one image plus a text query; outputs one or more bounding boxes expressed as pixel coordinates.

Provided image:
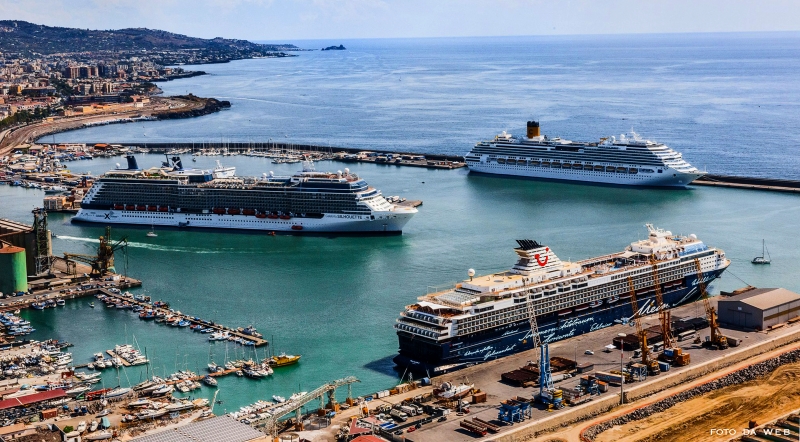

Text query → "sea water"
[3,33,799,411]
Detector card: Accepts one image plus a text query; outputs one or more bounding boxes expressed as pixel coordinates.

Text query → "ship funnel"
[526,121,540,139]
[171,157,183,170]
[125,154,139,170]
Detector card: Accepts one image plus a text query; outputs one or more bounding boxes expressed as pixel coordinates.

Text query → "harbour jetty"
[694,174,800,193]
[95,288,268,347]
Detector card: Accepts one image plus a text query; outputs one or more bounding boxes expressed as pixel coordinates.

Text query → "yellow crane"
[694,258,728,349]
[651,258,690,366]
[63,226,128,276]
[627,276,659,375]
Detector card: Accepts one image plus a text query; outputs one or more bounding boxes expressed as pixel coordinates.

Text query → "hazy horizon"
[1,0,797,42]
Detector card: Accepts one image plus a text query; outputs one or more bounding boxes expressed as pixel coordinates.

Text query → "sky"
[1,0,798,42]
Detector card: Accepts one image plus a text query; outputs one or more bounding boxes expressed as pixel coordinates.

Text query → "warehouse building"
[718,288,800,330]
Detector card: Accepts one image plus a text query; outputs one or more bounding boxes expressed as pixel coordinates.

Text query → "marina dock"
[95,288,269,347]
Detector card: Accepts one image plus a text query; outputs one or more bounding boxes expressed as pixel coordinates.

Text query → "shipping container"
[595,371,624,385]
[657,361,671,372]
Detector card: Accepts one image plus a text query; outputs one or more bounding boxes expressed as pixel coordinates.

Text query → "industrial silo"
[0,241,27,295]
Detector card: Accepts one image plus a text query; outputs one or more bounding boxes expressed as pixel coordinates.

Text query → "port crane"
[517,242,562,409]
[626,277,659,376]
[650,258,690,366]
[694,258,728,349]
[63,226,128,276]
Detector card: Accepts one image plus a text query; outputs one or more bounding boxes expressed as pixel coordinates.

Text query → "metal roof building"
[131,416,265,442]
[718,288,800,330]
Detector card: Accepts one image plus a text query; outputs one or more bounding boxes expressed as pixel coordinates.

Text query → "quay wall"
[494,326,800,442]
[44,141,468,163]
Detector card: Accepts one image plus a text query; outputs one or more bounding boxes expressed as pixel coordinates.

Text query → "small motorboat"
[202,375,218,387]
[89,302,95,308]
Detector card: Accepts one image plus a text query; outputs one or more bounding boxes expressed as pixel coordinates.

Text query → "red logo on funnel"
[535,248,549,267]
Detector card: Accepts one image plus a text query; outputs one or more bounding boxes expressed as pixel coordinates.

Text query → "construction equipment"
[63,226,127,276]
[694,258,728,349]
[626,277,659,376]
[32,208,54,275]
[650,258,690,366]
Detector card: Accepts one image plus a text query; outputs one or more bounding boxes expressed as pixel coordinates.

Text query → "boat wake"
[54,235,257,254]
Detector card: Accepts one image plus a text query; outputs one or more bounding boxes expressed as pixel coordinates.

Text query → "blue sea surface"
[2,33,798,412]
[52,33,800,178]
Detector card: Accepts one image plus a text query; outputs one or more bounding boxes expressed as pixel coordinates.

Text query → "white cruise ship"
[394,225,729,373]
[73,155,417,234]
[465,121,705,187]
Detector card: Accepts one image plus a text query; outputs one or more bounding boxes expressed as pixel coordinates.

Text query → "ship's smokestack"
[125,154,139,170]
[526,121,540,139]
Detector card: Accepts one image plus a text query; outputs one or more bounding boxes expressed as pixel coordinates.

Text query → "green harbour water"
[1,154,798,412]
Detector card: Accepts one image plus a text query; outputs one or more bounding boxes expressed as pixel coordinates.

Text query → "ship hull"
[393,268,725,374]
[72,209,414,234]
[466,162,702,188]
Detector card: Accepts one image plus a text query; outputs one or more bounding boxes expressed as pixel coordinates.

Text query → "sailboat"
[752,239,771,264]
[146,224,157,238]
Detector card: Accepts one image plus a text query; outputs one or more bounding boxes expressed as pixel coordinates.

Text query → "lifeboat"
[589,300,603,308]
[541,161,551,167]
[530,161,541,166]
[279,215,291,220]
[147,205,157,212]
[516,160,527,165]
[227,208,241,215]
[594,165,604,171]
[616,167,628,173]
[574,304,590,312]
[629,168,639,174]
[159,206,169,212]
[291,225,303,231]
[607,295,620,304]
[497,158,507,164]
[561,163,572,169]
[572,163,583,169]
[255,213,267,219]
[113,204,124,210]
[267,214,279,219]
[583,165,593,170]
[606,166,616,172]
[551,162,561,168]
[242,209,256,216]
[125,204,135,211]
[136,205,146,211]
[212,208,225,215]
[558,309,573,316]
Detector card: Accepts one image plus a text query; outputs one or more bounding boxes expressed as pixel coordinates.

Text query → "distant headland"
[321,45,346,51]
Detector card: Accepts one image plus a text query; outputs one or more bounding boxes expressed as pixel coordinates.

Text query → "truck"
[399,405,417,416]
[389,409,408,422]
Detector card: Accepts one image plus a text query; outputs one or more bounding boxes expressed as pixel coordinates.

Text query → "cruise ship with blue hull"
[393,225,729,374]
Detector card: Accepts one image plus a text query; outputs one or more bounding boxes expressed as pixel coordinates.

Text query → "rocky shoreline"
[581,349,800,441]
[155,95,231,120]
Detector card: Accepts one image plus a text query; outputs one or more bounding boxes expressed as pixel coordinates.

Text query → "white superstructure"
[466,121,704,187]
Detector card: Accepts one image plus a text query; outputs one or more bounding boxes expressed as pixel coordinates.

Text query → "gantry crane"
[651,258,690,366]
[694,258,728,349]
[627,277,660,375]
[63,226,128,276]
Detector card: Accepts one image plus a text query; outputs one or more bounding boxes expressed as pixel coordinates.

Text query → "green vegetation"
[63,425,73,433]
[0,20,297,55]
[0,107,53,131]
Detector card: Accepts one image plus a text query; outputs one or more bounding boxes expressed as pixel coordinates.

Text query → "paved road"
[0,97,203,157]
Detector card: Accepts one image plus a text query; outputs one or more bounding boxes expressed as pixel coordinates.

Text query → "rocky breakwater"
[581,349,800,441]
[155,94,231,120]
